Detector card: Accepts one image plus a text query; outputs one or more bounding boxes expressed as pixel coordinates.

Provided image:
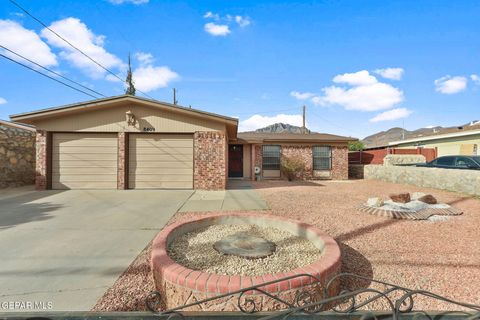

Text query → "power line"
[235,107,300,116]
[8,0,155,100]
[0,53,99,99]
[0,45,106,98]
[308,109,362,136]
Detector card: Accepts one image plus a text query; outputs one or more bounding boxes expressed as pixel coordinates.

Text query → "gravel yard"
[93,179,480,311]
[169,224,321,276]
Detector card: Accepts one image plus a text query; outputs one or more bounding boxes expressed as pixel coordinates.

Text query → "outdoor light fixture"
[126,110,136,126]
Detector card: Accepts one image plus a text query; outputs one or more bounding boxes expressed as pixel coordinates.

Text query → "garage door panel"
[129,134,193,189]
[52,133,117,189]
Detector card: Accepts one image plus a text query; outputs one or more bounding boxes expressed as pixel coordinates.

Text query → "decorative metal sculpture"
[145,273,480,319]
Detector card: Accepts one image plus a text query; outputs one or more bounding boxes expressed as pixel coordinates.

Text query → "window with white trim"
[313,146,331,170]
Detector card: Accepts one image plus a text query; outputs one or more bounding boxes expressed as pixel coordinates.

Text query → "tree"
[125,54,136,96]
[348,141,365,151]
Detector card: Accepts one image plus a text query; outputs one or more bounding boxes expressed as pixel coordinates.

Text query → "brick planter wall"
[0,124,35,188]
[331,146,348,180]
[194,131,226,190]
[35,130,48,190]
[281,145,313,180]
[151,213,341,312]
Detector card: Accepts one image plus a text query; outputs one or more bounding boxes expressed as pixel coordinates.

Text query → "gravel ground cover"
[169,224,321,276]
[93,179,480,311]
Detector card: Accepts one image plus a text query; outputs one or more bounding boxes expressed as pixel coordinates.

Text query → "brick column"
[35,130,48,190]
[193,131,226,190]
[117,132,128,189]
[331,146,349,180]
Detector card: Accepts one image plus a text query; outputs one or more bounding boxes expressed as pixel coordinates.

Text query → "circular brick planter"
[151,213,341,311]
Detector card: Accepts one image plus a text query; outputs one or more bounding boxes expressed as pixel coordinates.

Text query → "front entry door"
[228,145,243,177]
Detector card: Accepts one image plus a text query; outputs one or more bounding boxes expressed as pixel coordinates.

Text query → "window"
[262,145,281,170]
[313,146,331,170]
[436,156,455,166]
[456,157,478,168]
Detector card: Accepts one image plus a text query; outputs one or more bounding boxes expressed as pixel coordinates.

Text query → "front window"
[262,145,281,170]
[313,146,331,170]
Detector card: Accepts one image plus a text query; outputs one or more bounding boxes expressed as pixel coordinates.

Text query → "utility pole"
[173,88,178,105]
[402,119,405,140]
[302,105,306,134]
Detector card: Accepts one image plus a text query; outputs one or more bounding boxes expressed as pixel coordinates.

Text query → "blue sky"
[0,0,479,138]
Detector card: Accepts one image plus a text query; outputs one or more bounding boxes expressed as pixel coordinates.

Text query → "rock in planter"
[410,192,426,201]
[389,193,411,203]
[418,194,437,204]
[367,197,384,207]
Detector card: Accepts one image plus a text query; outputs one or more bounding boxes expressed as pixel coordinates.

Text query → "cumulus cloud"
[471,74,480,85]
[239,114,304,132]
[203,11,220,20]
[333,70,378,86]
[134,51,154,65]
[290,91,315,100]
[41,17,123,78]
[0,19,57,67]
[133,65,179,92]
[235,15,251,27]
[204,22,230,36]
[108,0,149,4]
[370,108,412,122]
[0,97,7,105]
[434,75,467,94]
[374,67,404,80]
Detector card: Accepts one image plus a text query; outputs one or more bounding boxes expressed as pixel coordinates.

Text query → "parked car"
[416,155,480,170]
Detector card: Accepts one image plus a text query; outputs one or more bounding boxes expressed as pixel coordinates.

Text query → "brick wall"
[331,146,348,180]
[0,124,36,188]
[194,131,226,190]
[117,132,127,189]
[35,130,48,190]
[281,145,313,180]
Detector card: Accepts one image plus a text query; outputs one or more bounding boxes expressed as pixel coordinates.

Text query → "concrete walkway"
[0,188,193,311]
[178,181,269,212]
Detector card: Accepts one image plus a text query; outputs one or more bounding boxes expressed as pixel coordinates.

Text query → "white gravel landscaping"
[168,224,322,276]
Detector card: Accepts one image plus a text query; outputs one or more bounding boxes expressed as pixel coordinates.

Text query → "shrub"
[281,156,305,181]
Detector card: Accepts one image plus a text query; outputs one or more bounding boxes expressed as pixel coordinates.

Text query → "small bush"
[281,156,305,181]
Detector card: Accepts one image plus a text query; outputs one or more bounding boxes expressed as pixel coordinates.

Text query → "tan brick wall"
[331,146,348,180]
[35,130,48,190]
[117,132,127,189]
[194,131,226,190]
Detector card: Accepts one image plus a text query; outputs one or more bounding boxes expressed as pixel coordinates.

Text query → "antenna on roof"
[125,53,136,96]
[173,88,178,105]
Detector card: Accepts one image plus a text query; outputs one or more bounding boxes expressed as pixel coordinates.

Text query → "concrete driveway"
[0,189,193,311]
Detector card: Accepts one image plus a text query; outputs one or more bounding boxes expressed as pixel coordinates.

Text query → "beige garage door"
[129,134,193,189]
[52,133,118,189]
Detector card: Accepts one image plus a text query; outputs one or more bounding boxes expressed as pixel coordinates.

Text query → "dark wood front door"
[228,145,243,177]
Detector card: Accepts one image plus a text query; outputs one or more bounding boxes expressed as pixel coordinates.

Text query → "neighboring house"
[0,119,36,188]
[10,95,355,191]
[389,125,480,157]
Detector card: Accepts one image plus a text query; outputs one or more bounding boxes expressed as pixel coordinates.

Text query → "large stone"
[410,192,426,200]
[366,197,384,207]
[389,192,411,203]
[418,194,437,204]
[213,234,276,259]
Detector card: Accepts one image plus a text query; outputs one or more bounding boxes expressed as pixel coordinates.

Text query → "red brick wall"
[194,131,226,190]
[35,130,48,190]
[117,132,127,189]
[281,145,313,180]
[331,146,348,180]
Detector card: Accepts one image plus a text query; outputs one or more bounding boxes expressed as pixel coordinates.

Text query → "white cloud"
[0,97,7,105]
[203,11,220,20]
[313,82,404,111]
[204,22,230,36]
[290,91,315,100]
[239,114,303,132]
[471,74,480,85]
[134,52,154,66]
[108,0,149,4]
[370,108,412,123]
[434,75,467,94]
[333,70,378,86]
[374,67,404,80]
[41,17,123,78]
[0,19,57,67]
[133,65,179,92]
[235,15,251,27]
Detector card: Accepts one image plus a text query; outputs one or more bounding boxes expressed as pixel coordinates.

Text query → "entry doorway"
[228,144,243,178]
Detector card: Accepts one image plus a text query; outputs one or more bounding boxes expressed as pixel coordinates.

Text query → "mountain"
[253,123,311,134]
[363,120,480,148]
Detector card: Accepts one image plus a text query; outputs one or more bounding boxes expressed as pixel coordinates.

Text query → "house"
[0,119,36,188]
[10,95,355,190]
[389,123,480,157]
